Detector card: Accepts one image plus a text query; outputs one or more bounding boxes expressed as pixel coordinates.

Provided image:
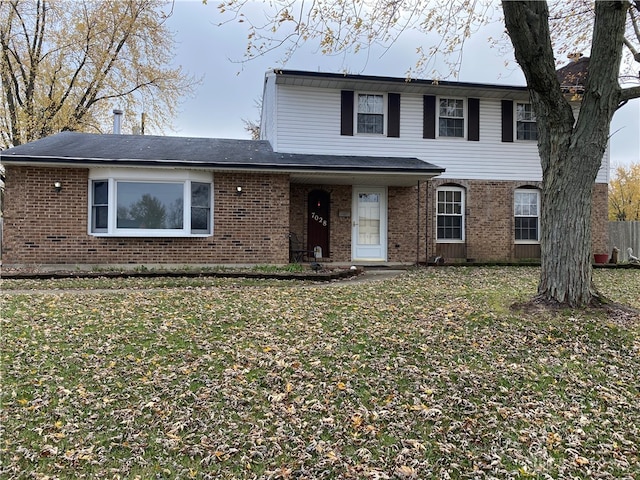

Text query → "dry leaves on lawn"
[1,267,638,479]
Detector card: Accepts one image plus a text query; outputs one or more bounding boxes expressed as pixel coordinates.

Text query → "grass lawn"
[1,266,639,479]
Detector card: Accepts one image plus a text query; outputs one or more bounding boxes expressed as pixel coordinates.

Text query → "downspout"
[425,180,430,265]
[416,181,420,266]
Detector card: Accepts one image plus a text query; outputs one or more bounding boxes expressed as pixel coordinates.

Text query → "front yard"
[1,267,639,479]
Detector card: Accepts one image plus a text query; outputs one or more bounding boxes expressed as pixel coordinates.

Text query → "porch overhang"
[275,152,444,186]
[288,170,440,187]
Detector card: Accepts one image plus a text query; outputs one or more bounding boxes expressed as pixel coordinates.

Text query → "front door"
[307,190,330,259]
[352,187,387,261]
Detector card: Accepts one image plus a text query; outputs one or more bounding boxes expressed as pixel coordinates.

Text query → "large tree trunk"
[502,1,627,307]
[538,148,599,306]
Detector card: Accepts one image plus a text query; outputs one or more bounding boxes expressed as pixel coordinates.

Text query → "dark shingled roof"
[0,131,444,175]
[557,56,589,93]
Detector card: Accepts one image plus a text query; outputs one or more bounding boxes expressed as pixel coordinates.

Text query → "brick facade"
[2,166,290,267]
[388,184,428,263]
[290,184,427,263]
[1,166,608,268]
[427,178,609,262]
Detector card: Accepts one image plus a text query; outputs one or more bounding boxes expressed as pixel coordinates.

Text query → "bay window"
[89,169,213,237]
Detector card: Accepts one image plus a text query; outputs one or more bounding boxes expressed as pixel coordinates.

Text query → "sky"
[161,0,639,170]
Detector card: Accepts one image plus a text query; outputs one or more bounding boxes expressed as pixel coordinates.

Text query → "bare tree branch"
[0,0,198,147]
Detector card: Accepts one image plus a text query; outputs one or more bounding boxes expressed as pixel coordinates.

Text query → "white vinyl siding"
[267,83,610,184]
[260,73,278,146]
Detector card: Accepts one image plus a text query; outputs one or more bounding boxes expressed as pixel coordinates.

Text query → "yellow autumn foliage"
[0,0,197,148]
[609,163,640,221]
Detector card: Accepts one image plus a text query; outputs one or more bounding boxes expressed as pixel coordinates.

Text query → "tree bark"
[502,1,628,306]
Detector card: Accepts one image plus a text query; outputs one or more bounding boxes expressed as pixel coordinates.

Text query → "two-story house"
[0,67,608,269]
[262,68,608,264]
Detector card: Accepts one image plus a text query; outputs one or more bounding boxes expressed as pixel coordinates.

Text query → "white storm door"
[352,187,387,261]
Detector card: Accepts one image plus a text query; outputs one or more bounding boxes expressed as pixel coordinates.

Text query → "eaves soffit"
[274,71,529,100]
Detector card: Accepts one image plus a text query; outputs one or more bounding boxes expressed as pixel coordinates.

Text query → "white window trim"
[436,97,466,139]
[436,186,465,243]
[514,188,540,244]
[515,102,537,142]
[354,92,387,136]
[88,168,213,237]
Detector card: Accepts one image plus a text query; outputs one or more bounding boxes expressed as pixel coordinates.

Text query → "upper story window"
[514,188,540,242]
[436,186,465,242]
[357,94,384,134]
[516,103,538,141]
[342,90,400,137]
[89,168,213,237]
[438,98,465,138]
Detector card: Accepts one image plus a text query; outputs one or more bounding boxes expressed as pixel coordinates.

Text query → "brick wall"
[388,184,427,263]
[466,180,518,261]
[327,186,353,261]
[428,178,609,262]
[290,184,426,263]
[2,166,608,267]
[2,166,290,267]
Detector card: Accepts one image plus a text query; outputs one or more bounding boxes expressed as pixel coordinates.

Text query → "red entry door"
[307,190,330,258]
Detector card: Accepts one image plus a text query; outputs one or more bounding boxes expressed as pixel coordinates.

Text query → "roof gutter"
[0,156,444,175]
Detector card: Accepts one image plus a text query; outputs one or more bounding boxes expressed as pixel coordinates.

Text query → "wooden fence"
[608,221,640,262]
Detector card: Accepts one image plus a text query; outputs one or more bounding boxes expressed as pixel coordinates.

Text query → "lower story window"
[116,181,185,230]
[436,186,465,241]
[514,188,540,242]
[89,169,213,237]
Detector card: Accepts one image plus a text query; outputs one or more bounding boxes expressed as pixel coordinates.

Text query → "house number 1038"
[311,212,327,227]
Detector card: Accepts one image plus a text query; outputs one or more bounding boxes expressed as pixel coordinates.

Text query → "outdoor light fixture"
[236,186,243,195]
[53,181,62,193]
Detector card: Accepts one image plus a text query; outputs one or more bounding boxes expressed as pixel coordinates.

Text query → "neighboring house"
[0,63,608,269]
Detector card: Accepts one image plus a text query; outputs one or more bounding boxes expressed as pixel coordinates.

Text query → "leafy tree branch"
[0,0,199,147]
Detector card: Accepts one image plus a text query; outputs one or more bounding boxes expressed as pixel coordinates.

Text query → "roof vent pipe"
[113,109,123,134]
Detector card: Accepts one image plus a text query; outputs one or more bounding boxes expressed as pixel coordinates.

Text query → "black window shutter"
[467,98,480,141]
[387,93,400,137]
[423,95,436,139]
[501,100,514,142]
[341,90,354,136]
